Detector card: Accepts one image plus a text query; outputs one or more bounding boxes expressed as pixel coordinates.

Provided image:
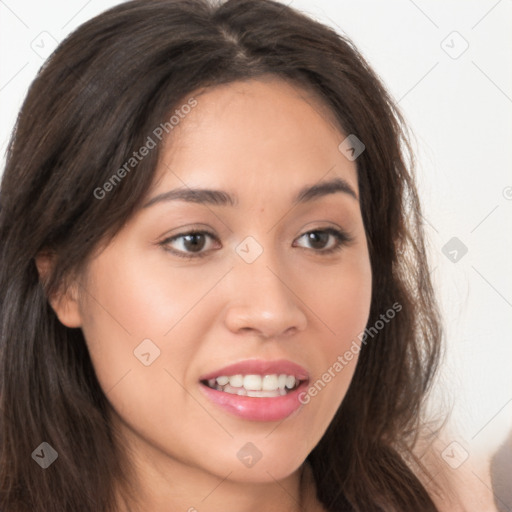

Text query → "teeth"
[285,375,296,389]
[246,389,285,398]
[207,373,300,394]
[262,374,279,391]
[243,375,262,390]
[229,374,243,387]
[216,376,229,386]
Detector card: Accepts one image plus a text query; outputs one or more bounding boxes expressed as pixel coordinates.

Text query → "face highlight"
[64,78,372,502]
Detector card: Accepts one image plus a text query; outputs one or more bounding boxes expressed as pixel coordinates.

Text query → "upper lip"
[199,359,309,381]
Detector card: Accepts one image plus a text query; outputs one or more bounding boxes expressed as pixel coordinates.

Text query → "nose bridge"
[223,241,307,337]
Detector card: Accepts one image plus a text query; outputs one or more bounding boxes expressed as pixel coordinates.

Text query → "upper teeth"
[207,374,298,392]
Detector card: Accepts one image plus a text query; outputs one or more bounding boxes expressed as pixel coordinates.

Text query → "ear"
[35,252,83,328]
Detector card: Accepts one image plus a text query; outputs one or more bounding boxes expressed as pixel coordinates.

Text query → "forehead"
[149,77,358,202]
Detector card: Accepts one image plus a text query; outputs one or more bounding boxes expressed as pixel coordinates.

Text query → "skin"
[44,77,372,511]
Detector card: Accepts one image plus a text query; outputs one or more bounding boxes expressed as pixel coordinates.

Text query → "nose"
[222,257,308,339]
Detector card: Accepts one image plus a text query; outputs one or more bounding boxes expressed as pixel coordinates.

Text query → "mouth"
[201,373,304,397]
[198,359,310,422]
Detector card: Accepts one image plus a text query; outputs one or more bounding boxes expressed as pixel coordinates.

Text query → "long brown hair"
[0,0,442,510]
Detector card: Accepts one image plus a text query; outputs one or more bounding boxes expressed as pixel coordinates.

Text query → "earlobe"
[48,285,83,328]
[35,252,83,328]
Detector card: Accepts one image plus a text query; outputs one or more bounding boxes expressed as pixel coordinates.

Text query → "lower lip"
[199,381,308,422]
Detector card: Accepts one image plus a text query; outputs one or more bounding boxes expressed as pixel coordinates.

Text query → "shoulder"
[416,438,499,512]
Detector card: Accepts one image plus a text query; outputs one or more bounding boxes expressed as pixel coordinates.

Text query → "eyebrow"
[142,177,358,209]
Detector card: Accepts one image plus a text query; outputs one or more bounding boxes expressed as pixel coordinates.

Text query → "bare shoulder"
[415,437,499,512]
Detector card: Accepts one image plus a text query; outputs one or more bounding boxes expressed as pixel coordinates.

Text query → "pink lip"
[199,359,309,422]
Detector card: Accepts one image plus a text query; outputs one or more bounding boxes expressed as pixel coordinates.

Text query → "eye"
[159,227,352,259]
[293,228,353,254]
[160,230,220,258]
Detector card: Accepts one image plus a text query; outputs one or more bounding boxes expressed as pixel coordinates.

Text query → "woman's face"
[60,78,372,486]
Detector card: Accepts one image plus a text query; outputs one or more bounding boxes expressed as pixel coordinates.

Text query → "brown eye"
[160,230,219,258]
[294,228,353,254]
[181,233,207,252]
[304,231,331,250]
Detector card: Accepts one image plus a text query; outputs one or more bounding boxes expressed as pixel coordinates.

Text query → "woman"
[0,0,443,510]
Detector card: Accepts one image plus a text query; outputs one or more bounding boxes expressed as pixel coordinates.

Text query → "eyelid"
[159,225,354,259]
[293,227,354,253]
[159,229,220,259]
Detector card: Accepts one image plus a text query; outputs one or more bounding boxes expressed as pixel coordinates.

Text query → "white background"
[1,0,511,499]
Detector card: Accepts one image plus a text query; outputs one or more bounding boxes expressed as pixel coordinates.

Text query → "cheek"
[293,246,372,424]
[308,266,371,336]
[76,249,232,463]
[295,244,372,347]
[77,246,227,392]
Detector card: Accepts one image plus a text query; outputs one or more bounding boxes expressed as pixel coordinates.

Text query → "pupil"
[308,232,328,249]
[184,234,205,252]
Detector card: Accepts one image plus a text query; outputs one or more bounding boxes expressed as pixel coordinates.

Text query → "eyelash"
[159,228,354,260]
